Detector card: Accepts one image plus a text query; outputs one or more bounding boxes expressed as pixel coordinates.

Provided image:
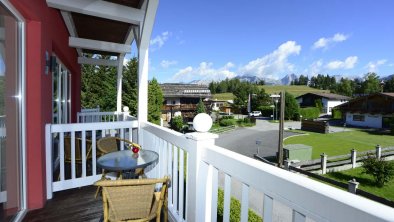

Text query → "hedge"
[299,107,320,119]
[217,189,261,222]
[331,108,342,119]
[258,105,274,117]
[219,119,237,126]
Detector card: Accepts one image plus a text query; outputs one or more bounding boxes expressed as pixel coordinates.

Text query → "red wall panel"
[10,0,81,209]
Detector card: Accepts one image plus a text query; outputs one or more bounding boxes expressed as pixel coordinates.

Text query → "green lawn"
[284,129,394,159]
[212,85,329,100]
[325,165,394,202]
[261,85,329,97]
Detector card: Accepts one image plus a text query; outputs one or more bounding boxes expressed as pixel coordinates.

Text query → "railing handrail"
[201,144,394,221]
[51,121,138,133]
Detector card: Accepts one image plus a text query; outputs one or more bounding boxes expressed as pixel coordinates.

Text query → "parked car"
[248,111,262,117]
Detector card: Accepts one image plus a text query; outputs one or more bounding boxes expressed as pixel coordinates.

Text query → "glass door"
[0,2,25,221]
[52,59,71,124]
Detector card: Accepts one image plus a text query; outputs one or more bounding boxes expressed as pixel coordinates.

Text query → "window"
[353,115,365,122]
[52,59,71,124]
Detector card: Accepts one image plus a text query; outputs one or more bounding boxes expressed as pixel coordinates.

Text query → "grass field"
[284,129,394,159]
[325,165,394,202]
[212,85,329,100]
[261,85,329,96]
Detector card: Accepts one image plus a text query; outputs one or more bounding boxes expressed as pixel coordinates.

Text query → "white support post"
[185,132,218,222]
[137,0,159,124]
[351,149,357,168]
[45,124,53,199]
[321,153,327,175]
[348,179,359,194]
[116,55,125,113]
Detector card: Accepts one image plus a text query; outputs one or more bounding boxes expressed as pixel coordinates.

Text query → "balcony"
[40,112,394,222]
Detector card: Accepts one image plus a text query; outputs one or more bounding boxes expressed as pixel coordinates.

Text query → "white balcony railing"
[76,111,133,123]
[140,122,394,222]
[45,120,394,221]
[45,120,138,199]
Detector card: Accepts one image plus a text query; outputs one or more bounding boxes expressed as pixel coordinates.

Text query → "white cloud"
[160,60,178,68]
[239,41,301,79]
[326,56,358,70]
[365,59,387,72]
[308,59,324,75]
[150,31,171,50]
[171,62,236,83]
[313,33,349,50]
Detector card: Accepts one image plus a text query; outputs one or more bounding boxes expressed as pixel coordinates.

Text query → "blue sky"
[128,0,394,83]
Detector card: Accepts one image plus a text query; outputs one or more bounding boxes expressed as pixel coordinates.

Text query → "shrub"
[217,189,261,222]
[362,155,394,187]
[299,107,320,120]
[170,115,185,132]
[219,118,236,126]
[221,115,235,120]
[331,108,342,119]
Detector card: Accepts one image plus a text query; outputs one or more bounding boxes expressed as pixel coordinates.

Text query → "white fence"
[77,111,132,123]
[45,120,138,199]
[140,122,394,222]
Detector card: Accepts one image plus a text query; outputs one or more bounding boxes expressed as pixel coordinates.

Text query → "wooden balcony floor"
[24,186,102,222]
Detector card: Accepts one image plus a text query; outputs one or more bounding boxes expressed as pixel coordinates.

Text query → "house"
[336,93,394,128]
[206,99,232,114]
[296,92,350,115]
[160,83,211,122]
[2,0,393,221]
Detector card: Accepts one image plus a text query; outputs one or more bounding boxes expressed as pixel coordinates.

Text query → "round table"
[97,150,159,175]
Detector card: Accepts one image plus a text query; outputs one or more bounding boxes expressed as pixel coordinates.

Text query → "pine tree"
[196,98,206,114]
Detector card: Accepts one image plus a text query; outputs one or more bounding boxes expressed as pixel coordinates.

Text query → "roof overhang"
[47,0,158,66]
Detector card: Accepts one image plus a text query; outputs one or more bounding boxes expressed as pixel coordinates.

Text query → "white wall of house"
[324,99,347,115]
[165,98,180,105]
[346,112,382,128]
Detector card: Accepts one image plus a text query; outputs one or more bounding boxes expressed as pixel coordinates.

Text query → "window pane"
[0,4,22,220]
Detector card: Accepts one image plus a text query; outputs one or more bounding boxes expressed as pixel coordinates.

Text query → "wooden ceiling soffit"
[72,12,132,44]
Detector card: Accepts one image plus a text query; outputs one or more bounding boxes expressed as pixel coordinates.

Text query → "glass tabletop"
[97,150,159,172]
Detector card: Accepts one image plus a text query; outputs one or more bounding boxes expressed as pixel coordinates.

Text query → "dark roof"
[335,92,394,114]
[382,92,394,98]
[160,84,212,98]
[296,92,350,100]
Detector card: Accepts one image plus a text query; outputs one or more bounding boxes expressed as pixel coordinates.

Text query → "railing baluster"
[292,210,306,222]
[120,128,124,150]
[71,131,76,179]
[81,130,86,177]
[173,146,179,214]
[223,174,231,222]
[168,143,173,209]
[211,166,218,222]
[240,183,249,222]
[179,148,185,220]
[263,194,273,222]
[92,130,97,175]
[59,132,65,181]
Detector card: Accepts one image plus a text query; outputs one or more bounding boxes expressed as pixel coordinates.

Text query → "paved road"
[216,118,301,159]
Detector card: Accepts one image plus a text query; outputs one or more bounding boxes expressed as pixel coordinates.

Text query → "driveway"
[216,118,301,159]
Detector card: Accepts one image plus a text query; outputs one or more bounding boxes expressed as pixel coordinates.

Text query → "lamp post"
[380,80,385,93]
[270,94,280,121]
[270,105,275,120]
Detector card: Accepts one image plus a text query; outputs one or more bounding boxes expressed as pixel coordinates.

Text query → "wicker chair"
[97,137,137,156]
[60,136,93,179]
[94,177,169,222]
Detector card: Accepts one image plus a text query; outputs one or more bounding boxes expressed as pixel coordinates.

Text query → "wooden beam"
[69,37,131,54]
[77,57,118,67]
[47,0,145,25]
[60,11,82,56]
[139,0,159,49]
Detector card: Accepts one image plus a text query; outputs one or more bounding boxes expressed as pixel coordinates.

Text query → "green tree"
[171,115,185,132]
[148,78,163,125]
[233,82,259,113]
[334,78,353,97]
[81,55,117,111]
[196,98,206,114]
[284,92,300,120]
[383,75,394,92]
[362,72,381,94]
[122,58,138,115]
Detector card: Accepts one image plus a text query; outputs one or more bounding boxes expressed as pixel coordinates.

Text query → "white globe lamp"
[193,113,213,132]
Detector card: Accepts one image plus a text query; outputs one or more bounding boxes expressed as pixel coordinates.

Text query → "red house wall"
[10,0,81,209]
